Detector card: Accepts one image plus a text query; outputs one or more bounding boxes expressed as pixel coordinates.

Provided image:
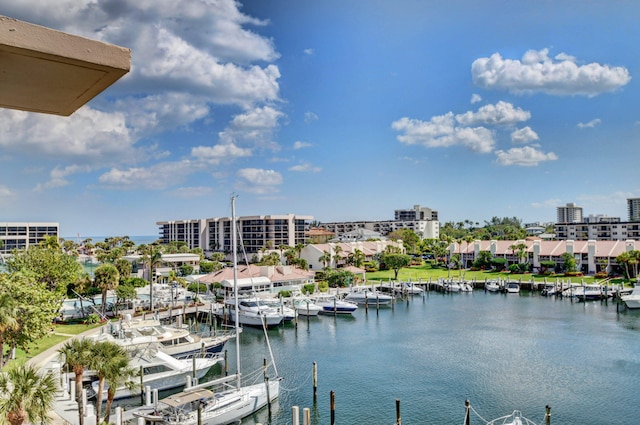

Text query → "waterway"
[225,291,640,425]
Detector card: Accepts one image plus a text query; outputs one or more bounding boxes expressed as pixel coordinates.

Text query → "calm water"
[226,291,640,425]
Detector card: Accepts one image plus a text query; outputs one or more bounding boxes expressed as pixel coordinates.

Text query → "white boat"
[127,196,281,425]
[621,285,640,309]
[91,348,221,400]
[459,282,473,292]
[486,410,538,425]
[313,294,358,315]
[485,280,500,292]
[92,317,234,359]
[572,284,611,301]
[506,282,520,293]
[377,281,424,295]
[258,297,297,321]
[344,286,393,305]
[222,296,284,328]
[289,295,323,316]
[444,281,461,292]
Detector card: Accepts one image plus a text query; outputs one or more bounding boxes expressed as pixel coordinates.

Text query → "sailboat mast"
[231,196,241,390]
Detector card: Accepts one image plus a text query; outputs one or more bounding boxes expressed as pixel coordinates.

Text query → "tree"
[1,273,60,364]
[472,251,493,270]
[0,363,57,425]
[388,229,421,254]
[93,263,120,317]
[381,253,412,280]
[318,250,332,269]
[332,245,343,266]
[560,252,578,273]
[102,352,138,425]
[140,245,163,310]
[0,293,19,368]
[5,243,83,296]
[59,338,97,425]
[114,258,133,280]
[90,341,135,421]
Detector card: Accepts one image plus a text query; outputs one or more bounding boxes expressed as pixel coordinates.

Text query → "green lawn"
[5,322,102,367]
[365,263,626,286]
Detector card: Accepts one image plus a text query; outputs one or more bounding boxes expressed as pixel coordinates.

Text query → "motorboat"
[377,281,424,295]
[289,295,323,316]
[444,281,461,293]
[313,294,358,315]
[485,280,500,292]
[258,296,297,321]
[126,196,281,425]
[459,282,473,292]
[572,284,611,301]
[222,296,284,328]
[91,347,221,400]
[91,316,234,358]
[486,410,537,425]
[344,286,393,305]
[621,284,640,309]
[505,282,520,294]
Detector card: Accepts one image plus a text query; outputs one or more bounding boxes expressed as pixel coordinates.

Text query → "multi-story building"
[555,221,640,241]
[628,198,640,221]
[557,203,583,223]
[0,222,59,254]
[320,219,439,240]
[157,219,206,250]
[394,205,438,221]
[157,214,313,255]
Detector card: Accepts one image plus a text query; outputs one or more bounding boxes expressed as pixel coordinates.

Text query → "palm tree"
[58,338,97,425]
[319,250,332,269]
[0,363,57,425]
[90,341,134,421]
[102,358,139,424]
[93,263,120,317]
[0,293,19,368]
[332,244,343,267]
[141,245,163,310]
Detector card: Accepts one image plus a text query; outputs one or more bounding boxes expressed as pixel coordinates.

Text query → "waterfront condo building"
[628,198,640,221]
[556,203,583,223]
[320,204,440,240]
[157,214,313,255]
[0,222,59,254]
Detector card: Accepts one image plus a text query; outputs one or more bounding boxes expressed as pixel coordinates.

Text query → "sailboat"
[128,197,281,424]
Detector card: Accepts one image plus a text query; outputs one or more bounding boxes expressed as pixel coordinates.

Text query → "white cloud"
[0,108,134,163]
[35,165,90,191]
[0,184,14,199]
[577,118,601,128]
[511,127,539,144]
[293,141,312,150]
[472,48,631,96]
[289,162,322,173]
[531,198,563,209]
[98,160,195,190]
[470,94,482,104]
[235,168,283,194]
[218,106,285,149]
[495,146,558,166]
[455,101,531,126]
[191,143,252,165]
[304,112,319,124]
[392,114,495,153]
[304,48,314,55]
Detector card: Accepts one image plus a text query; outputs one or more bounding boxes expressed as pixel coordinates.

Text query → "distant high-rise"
[628,198,640,221]
[556,203,583,223]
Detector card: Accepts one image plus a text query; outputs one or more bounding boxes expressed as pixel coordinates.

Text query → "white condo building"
[0,222,59,254]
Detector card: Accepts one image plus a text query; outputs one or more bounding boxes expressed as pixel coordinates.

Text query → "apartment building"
[0,222,59,254]
[555,221,640,241]
[628,198,640,221]
[157,214,313,254]
[320,216,440,240]
[394,204,439,221]
[556,203,583,223]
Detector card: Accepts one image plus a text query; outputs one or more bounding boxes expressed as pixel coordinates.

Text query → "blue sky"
[1,1,638,237]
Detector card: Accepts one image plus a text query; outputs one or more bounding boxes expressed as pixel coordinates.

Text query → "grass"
[365,262,627,286]
[5,322,102,366]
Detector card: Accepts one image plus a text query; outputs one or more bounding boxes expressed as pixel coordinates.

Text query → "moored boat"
[313,294,358,315]
[621,284,640,309]
[344,286,393,305]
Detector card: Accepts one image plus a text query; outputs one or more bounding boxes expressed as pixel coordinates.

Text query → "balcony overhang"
[0,16,130,116]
